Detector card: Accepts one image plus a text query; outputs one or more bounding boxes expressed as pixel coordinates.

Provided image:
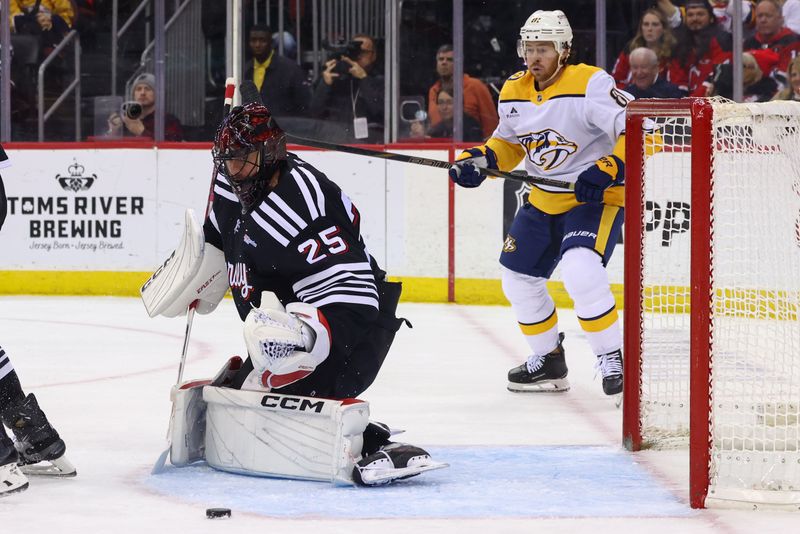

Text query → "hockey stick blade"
[151,447,169,475]
[285,134,574,190]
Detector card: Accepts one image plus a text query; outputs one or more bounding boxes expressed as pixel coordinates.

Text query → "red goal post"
[623,98,800,510]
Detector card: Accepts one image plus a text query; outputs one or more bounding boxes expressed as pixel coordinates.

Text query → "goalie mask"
[213,103,287,213]
[518,10,573,82]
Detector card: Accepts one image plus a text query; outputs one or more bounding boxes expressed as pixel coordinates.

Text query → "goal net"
[623,98,800,509]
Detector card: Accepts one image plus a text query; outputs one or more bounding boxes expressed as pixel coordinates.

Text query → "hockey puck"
[206,508,232,519]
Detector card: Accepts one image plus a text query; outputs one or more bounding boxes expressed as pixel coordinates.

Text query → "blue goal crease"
[144,445,693,519]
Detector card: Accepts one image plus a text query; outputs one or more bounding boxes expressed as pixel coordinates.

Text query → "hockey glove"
[243,299,332,390]
[448,147,497,188]
[574,155,625,203]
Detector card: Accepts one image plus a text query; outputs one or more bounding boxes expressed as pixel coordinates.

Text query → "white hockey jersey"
[486,64,632,214]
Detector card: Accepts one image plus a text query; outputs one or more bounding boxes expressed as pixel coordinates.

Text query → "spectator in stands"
[709,50,779,101]
[744,0,800,86]
[409,87,484,142]
[657,0,754,34]
[427,44,498,139]
[623,47,685,98]
[772,55,800,100]
[612,8,684,90]
[244,24,310,118]
[106,73,184,141]
[309,33,384,143]
[9,0,74,59]
[666,0,733,96]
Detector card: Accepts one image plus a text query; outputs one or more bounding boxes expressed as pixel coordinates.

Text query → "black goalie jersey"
[203,153,404,398]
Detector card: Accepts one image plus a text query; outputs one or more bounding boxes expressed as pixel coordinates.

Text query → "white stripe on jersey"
[299,283,379,303]
[296,166,326,216]
[268,193,309,230]
[251,210,291,246]
[290,169,320,219]
[295,271,376,300]
[213,184,238,203]
[0,347,13,381]
[311,293,379,309]
[292,261,374,293]
[255,202,300,238]
[209,208,221,233]
[340,191,355,223]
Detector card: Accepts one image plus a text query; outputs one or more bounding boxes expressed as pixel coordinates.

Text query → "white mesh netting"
[639,101,800,506]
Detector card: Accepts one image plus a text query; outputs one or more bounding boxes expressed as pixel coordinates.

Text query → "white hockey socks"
[560,247,621,355]
[501,267,560,356]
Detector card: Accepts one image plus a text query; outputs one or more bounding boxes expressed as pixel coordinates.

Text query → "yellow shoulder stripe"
[499,71,533,102]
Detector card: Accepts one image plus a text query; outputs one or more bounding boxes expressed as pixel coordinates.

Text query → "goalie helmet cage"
[623,98,800,510]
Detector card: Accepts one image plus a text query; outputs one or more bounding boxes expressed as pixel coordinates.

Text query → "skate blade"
[357,461,449,486]
[0,481,29,497]
[507,378,570,393]
[21,455,77,477]
[613,393,622,409]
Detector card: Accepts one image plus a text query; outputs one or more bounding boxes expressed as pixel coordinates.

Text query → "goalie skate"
[352,443,448,486]
[507,332,569,392]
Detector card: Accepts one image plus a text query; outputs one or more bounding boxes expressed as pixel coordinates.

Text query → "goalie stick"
[151,77,236,475]
[285,134,574,190]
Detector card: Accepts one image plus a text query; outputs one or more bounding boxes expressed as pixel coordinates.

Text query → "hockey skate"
[595,349,623,396]
[352,442,448,486]
[1,394,76,477]
[0,429,28,497]
[507,332,569,392]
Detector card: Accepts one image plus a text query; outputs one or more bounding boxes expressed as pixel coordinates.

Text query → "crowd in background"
[612,0,800,103]
[4,0,800,143]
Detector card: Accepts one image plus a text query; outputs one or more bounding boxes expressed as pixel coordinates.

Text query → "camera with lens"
[323,40,363,77]
[120,101,143,120]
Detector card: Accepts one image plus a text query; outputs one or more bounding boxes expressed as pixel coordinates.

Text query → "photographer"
[309,34,384,143]
[106,73,184,141]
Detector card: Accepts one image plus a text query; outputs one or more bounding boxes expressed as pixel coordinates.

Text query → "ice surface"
[0,296,796,533]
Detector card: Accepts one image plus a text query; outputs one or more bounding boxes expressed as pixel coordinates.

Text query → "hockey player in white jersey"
[449,10,631,395]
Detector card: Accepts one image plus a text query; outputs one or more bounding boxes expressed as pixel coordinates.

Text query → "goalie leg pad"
[168,379,211,467]
[203,386,369,484]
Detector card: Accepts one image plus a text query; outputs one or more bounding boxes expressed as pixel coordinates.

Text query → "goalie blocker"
[140,208,228,318]
[168,369,446,485]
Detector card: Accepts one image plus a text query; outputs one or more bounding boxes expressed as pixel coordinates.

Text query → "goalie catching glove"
[574,155,624,203]
[244,294,332,389]
[448,146,498,188]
